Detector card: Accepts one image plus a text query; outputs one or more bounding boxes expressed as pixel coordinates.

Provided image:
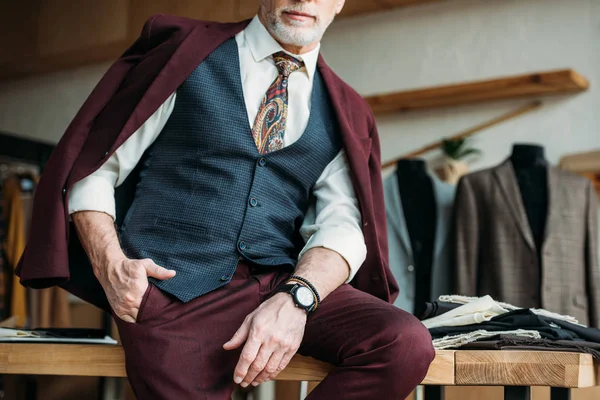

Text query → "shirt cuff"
[298,226,367,283]
[67,175,117,220]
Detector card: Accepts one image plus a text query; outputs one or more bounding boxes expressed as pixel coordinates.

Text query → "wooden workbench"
[0,344,598,399]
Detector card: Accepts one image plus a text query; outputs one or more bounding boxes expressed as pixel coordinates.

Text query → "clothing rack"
[0,157,40,180]
[381,101,542,170]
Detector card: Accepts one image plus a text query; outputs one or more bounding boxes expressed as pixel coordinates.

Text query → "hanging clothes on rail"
[3,176,27,327]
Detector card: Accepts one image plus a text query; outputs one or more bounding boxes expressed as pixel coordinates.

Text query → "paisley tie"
[252,52,304,154]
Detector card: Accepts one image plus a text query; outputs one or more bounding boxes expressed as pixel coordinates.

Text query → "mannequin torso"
[510,144,549,253]
[396,159,437,312]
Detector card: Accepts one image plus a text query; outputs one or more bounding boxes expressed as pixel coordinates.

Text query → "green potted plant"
[436,137,482,184]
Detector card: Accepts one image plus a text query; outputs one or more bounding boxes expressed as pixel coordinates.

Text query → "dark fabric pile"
[419,301,600,360]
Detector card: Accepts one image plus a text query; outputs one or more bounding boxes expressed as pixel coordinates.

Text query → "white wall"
[0,62,111,144]
[1,0,598,168]
[321,0,600,172]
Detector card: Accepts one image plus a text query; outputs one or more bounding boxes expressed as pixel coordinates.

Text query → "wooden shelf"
[365,69,590,114]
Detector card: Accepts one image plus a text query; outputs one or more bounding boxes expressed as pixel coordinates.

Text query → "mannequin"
[454,142,600,326]
[396,159,436,312]
[510,144,548,300]
[510,144,549,253]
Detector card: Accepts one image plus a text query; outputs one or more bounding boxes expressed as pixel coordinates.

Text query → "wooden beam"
[455,351,599,388]
[366,69,589,115]
[0,0,446,82]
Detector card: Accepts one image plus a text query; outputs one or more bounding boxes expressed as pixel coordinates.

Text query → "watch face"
[295,286,314,307]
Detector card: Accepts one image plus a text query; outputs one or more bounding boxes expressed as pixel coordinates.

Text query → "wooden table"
[0,344,597,399]
[429,350,600,400]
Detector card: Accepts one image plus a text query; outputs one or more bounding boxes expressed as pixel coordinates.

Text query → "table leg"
[423,385,444,400]
[550,388,571,400]
[504,386,530,400]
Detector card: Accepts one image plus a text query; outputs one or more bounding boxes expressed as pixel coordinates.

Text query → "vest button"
[249,198,258,207]
[238,241,247,251]
[258,158,267,167]
[407,265,415,272]
[220,274,230,282]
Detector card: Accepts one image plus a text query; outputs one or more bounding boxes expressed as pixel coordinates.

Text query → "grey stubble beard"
[264,5,334,49]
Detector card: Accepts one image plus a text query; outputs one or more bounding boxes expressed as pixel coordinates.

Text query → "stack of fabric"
[420,295,600,360]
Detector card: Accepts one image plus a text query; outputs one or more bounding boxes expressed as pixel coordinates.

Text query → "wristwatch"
[276,283,316,313]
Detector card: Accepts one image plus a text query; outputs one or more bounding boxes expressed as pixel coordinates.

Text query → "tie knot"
[272,52,304,77]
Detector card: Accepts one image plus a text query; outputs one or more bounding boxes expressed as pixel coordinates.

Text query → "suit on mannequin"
[384,159,456,313]
[454,144,600,327]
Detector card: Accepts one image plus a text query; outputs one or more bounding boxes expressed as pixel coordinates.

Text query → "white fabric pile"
[437,295,581,326]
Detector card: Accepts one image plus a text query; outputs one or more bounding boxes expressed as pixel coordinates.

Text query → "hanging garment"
[0,182,7,320]
[384,172,455,312]
[3,177,27,327]
[453,159,600,327]
[36,287,70,328]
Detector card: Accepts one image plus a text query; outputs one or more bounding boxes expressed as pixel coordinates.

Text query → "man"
[17,0,435,398]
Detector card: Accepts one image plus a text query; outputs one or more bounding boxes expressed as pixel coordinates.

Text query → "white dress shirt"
[69,16,366,281]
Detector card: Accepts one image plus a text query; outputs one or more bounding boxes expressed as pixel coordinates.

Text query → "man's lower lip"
[284,12,313,21]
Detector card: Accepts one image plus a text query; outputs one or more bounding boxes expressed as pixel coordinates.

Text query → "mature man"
[17,0,434,398]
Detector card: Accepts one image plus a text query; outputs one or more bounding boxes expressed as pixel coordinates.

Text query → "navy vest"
[119,39,341,302]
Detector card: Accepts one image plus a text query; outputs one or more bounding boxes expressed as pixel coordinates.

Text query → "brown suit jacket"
[454,159,600,327]
[15,14,398,310]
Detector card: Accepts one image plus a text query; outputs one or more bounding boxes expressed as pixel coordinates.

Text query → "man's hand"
[72,211,176,324]
[96,257,176,323]
[223,292,307,387]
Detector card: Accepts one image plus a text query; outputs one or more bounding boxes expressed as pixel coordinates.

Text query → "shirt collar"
[245,15,320,80]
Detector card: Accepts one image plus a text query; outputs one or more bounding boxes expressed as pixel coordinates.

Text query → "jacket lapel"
[115,20,251,153]
[384,174,412,258]
[542,166,561,246]
[494,159,536,250]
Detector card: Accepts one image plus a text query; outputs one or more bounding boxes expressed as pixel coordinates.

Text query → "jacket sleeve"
[453,176,479,296]
[585,181,600,328]
[369,118,398,303]
[16,14,166,288]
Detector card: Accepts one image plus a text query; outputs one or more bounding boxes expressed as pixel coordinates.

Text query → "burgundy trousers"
[113,264,435,399]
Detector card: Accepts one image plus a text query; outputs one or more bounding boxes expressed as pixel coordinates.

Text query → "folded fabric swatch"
[429,309,600,343]
[422,295,508,329]
[438,294,582,326]
[415,301,462,321]
[458,335,600,361]
[432,329,541,350]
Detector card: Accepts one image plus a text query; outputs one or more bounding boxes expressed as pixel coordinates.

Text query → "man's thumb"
[143,259,176,280]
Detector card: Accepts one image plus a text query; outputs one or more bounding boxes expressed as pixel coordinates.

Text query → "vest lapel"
[494,159,536,250]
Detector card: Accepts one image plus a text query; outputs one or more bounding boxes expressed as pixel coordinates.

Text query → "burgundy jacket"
[16,14,398,311]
